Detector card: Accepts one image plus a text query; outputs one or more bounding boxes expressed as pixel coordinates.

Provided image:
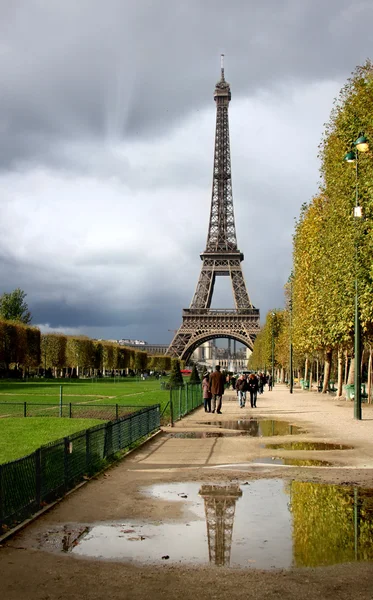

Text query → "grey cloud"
[0,0,371,343]
[1,0,373,169]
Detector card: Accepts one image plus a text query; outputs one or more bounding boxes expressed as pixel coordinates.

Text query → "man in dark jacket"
[209,365,225,414]
[247,373,259,408]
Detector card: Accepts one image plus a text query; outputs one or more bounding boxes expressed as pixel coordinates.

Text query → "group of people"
[201,366,273,413]
[234,372,272,408]
[201,365,226,413]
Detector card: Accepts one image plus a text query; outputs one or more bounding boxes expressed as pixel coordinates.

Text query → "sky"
[1,0,373,344]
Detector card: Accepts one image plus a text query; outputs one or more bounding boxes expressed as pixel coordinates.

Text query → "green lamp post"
[288,274,294,394]
[271,311,275,389]
[343,134,369,420]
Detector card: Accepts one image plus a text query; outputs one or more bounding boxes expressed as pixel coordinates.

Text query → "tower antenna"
[220,54,225,80]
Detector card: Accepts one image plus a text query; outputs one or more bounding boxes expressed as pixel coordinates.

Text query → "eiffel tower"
[199,484,242,566]
[167,56,260,361]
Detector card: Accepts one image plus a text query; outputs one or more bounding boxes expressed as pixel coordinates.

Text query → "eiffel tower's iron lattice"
[167,57,260,361]
[199,484,242,566]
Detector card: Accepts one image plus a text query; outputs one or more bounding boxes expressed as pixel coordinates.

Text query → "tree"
[168,358,184,387]
[189,364,201,384]
[0,288,31,324]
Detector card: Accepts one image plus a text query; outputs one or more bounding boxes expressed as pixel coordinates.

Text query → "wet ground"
[3,387,373,600]
[195,419,304,435]
[249,457,333,467]
[266,441,353,451]
[20,479,373,570]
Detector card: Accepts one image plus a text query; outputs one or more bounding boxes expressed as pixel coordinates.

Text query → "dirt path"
[2,384,373,600]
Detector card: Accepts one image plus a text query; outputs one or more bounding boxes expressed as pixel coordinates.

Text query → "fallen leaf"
[121,529,135,534]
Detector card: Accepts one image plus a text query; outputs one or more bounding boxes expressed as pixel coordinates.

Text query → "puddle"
[250,457,334,467]
[167,431,247,438]
[38,480,373,569]
[266,442,353,451]
[199,419,305,436]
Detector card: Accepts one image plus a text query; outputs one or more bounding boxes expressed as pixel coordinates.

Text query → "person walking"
[236,374,247,408]
[268,374,273,391]
[248,373,259,408]
[258,373,263,395]
[202,374,211,412]
[209,365,225,414]
[259,372,266,394]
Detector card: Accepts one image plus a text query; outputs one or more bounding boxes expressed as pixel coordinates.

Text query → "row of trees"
[0,320,174,377]
[249,62,373,400]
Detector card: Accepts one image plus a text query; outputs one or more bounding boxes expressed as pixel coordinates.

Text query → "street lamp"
[343,134,369,420]
[271,311,275,389]
[288,274,294,394]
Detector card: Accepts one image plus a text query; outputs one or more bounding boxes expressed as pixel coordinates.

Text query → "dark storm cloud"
[1,0,372,342]
[1,0,373,168]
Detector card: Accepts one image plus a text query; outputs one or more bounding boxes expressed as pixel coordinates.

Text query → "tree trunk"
[344,351,349,384]
[337,348,343,398]
[309,361,313,391]
[322,349,332,393]
[368,348,372,404]
[347,357,354,385]
[280,367,284,383]
[304,358,309,386]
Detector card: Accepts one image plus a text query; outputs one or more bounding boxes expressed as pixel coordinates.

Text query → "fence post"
[86,430,90,472]
[178,387,181,420]
[64,438,69,492]
[116,404,119,420]
[170,392,174,428]
[59,385,63,417]
[0,465,3,523]
[185,384,188,414]
[129,414,133,442]
[35,449,41,507]
[69,403,72,418]
[105,422,113,457]
[23,401,27,418]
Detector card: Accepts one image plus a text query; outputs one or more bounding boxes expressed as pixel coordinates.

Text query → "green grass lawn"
[0,418,102,464]
[0,378,199,463]
[0,378,169,411]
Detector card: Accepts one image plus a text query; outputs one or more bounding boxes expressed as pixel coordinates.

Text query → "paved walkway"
[128,384,373,469]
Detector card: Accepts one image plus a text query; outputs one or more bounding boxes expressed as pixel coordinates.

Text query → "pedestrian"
[236,374,247,408]
[202,374,211,412]
[209,365,225,414]
[258,373,263,395]
[259,372,266,394]
[268,374,273,391]
[248,373,259,407]
[230,375,236,390]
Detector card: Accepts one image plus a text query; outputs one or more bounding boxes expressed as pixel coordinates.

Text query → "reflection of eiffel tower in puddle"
[199,484,242,566]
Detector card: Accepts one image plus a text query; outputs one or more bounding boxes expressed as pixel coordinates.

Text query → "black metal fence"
[0,404,160,530]
[168,383,203,423]
[0,402,144,421]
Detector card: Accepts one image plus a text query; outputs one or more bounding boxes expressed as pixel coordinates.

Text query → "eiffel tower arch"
[167,56,260,361]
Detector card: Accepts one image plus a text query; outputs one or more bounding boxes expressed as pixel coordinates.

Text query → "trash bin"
[344,384,354,400]
[344,383,367,400]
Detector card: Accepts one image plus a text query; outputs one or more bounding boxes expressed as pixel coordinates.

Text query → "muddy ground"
[2,385,373,599]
